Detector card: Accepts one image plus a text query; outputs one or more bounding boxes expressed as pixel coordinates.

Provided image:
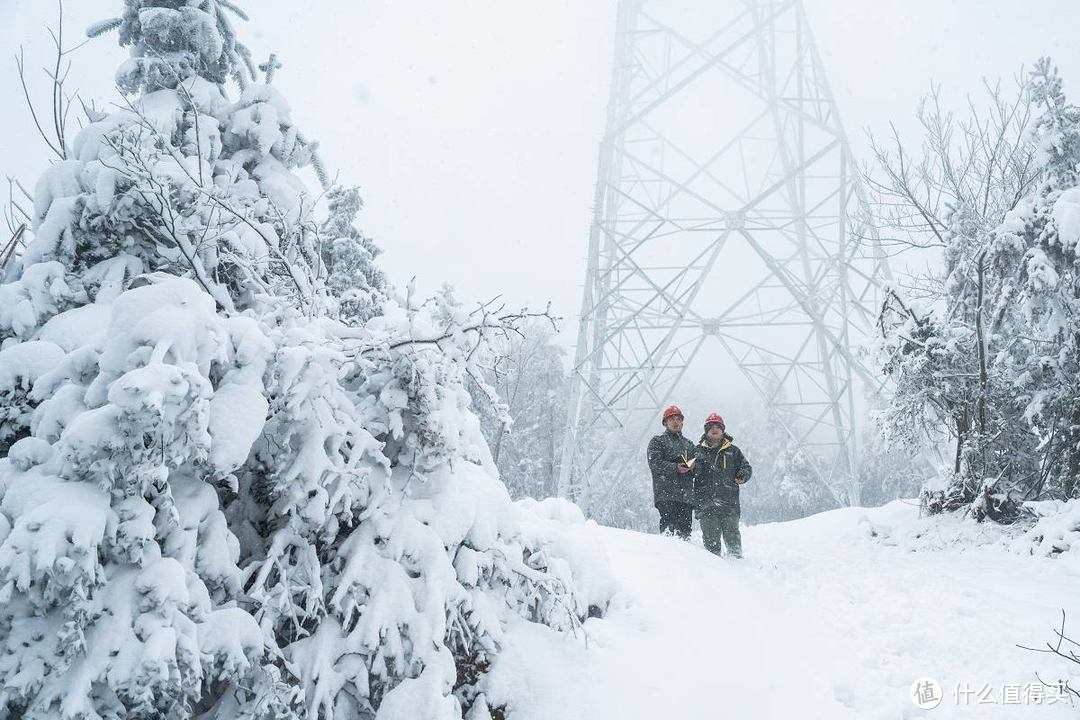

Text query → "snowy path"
[487,502,1080,719]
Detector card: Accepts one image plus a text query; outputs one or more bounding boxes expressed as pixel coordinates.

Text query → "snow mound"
[1010,499,1080,558]
[847,498,1080,561]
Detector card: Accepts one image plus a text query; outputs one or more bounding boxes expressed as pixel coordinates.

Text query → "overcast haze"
[4,0,1080,345]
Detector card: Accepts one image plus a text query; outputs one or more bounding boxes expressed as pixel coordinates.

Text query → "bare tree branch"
[15,0,87,161]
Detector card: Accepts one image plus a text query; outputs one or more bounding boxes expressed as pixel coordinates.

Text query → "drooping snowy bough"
[0,3,612,718]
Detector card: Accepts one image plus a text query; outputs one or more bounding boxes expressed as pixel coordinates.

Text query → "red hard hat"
[662,405,684,423]
[704,412,725,429]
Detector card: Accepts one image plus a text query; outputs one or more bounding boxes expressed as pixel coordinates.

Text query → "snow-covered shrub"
[0,2,612,718]
[860,500,1024,552]
[860,498,1080,561]
[1009,500,1080,559]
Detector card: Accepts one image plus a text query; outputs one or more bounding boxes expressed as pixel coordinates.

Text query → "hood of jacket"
[699,433,733,451]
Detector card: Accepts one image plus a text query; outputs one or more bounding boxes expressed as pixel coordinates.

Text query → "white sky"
[3,0,1080,344]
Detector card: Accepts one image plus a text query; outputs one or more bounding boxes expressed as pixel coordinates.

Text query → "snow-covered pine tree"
[990,59,1080,502]
[0,3,612,718]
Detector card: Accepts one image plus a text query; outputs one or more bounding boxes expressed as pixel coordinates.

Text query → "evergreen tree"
[990,59,1080,501]
[0,3,611,718]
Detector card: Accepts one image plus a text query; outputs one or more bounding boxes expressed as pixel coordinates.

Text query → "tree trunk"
[953,409,969,476]
[975,251,989,436]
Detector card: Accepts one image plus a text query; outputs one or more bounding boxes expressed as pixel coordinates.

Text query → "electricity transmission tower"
[558,0,889,522]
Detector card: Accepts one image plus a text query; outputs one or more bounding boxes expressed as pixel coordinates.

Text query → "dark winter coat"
[693,434,752,516]
[647,430,697,506]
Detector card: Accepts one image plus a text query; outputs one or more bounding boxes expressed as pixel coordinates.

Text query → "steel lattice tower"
[558,0,889,521]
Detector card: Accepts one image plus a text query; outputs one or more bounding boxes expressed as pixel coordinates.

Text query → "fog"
[3,0,1080,427]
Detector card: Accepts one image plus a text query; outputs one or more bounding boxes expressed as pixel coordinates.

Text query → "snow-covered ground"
[485,500,1080,719]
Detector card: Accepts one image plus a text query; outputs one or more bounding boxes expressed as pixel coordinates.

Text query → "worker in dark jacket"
[647,405,697,538]
[693,413,752,558]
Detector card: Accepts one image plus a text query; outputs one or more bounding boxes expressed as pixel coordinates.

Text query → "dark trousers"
[699,512,742,558]
[656,501,693,539]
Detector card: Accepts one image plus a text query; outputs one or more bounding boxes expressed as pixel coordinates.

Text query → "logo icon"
[911,677,943,709]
